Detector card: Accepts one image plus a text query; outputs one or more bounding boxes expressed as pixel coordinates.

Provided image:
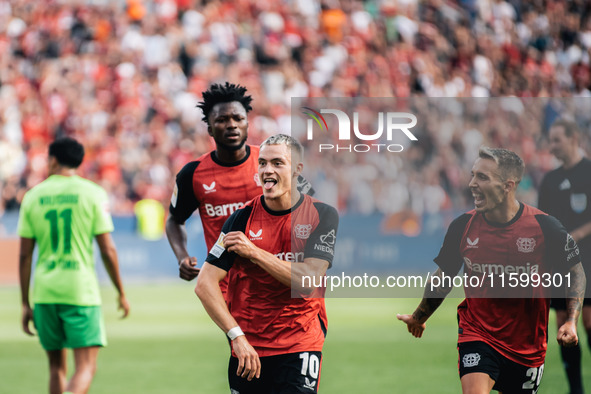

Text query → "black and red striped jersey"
[206,194,339,357]
[434,203,580,367]
[170,145,262,251]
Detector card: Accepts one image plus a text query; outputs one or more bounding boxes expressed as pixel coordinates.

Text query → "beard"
[219,136,247,152]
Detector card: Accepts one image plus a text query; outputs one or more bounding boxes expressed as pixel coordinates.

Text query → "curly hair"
[197,82,253,125]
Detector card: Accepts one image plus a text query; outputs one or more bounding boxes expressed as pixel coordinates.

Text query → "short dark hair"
[49,137,84,168]
[197,82,253,125]
[550,118,579,138]
[478,146,524,183]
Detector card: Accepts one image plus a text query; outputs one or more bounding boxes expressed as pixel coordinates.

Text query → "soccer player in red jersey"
[195,134,338,393]
[166,82,314,289]
[166,82,261,287]
[398,147,586,393]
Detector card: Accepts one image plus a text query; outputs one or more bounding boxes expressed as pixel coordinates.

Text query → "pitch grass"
[0,283,587,393]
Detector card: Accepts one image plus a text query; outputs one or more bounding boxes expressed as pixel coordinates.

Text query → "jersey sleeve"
[93,187,114,235]
[17,192,34,238]
[169,161,200,223]
[304,202,339,268]
[535,214,581,273]
[297,174,315,196]
[205,205,253,271]
[433,213,472,275]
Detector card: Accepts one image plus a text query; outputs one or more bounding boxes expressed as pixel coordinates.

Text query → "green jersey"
[18,175,114,306]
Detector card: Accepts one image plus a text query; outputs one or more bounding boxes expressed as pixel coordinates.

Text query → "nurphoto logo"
[302,107,418,153]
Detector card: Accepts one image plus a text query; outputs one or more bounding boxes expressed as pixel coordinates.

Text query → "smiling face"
[468,157,508,215]
[207,101,248,152]
[258,143,302,211]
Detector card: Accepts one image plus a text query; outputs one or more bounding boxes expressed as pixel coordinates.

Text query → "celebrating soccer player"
[166,82,314,289]
[398,147,586,393]
[195,134,338,393]
[166,82,261,290]
[18,137,130,394]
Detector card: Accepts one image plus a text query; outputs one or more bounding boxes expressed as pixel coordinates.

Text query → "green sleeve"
[93,188,114,235]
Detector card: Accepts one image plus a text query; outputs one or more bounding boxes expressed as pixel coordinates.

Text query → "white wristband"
[227,326,245,341]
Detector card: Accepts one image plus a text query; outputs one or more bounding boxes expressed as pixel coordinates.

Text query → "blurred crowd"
[1,0,591,218]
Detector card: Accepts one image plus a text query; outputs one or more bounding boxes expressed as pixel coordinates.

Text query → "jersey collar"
[210,145,252,167]
[482,202,524,228]
[260,193,305,216]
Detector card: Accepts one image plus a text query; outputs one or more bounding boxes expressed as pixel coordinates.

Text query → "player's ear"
[504,179,516,193]
[207,125,213,136]
[293,162,304,177]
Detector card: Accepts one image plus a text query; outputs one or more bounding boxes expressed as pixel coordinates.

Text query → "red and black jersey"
[434,203,580,367]
[169,145,262,251]
[205,194,339,357]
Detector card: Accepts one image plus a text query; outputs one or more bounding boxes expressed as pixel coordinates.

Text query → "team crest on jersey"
[466,237,479,248]
[249,229,263,240]
[516,237,536,253]
[254,173,262,187]
[294,224,313,239]
[462,353,481,368]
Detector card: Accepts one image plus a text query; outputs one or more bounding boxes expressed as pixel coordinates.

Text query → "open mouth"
[264,178,277,190]
[472,191,485,206]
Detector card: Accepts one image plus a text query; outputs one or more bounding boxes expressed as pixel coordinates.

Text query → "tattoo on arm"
[412,268,453,323]
[566,263,586,323]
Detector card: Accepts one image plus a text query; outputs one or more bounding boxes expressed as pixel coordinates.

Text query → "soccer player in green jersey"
[18,137,130,394]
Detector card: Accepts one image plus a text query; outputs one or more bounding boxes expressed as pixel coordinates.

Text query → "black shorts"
[229,351,322,394]
[550,297,591,310]
[458,341,544,394]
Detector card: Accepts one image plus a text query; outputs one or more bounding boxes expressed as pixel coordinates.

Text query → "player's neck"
[50,168,77,177]
[562,152,582,170]
[484,198,520,224]
[214,146,247,164]
[264,191,301,212]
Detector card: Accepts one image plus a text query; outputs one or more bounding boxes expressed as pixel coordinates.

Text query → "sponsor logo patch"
[303,377,316,391]
[466,237,479,248]
[209,232,226,258]
[203,182,216,193]
[249,229,263,240]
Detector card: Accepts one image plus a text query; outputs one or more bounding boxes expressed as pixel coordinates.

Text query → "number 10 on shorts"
[300,352,320,378]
